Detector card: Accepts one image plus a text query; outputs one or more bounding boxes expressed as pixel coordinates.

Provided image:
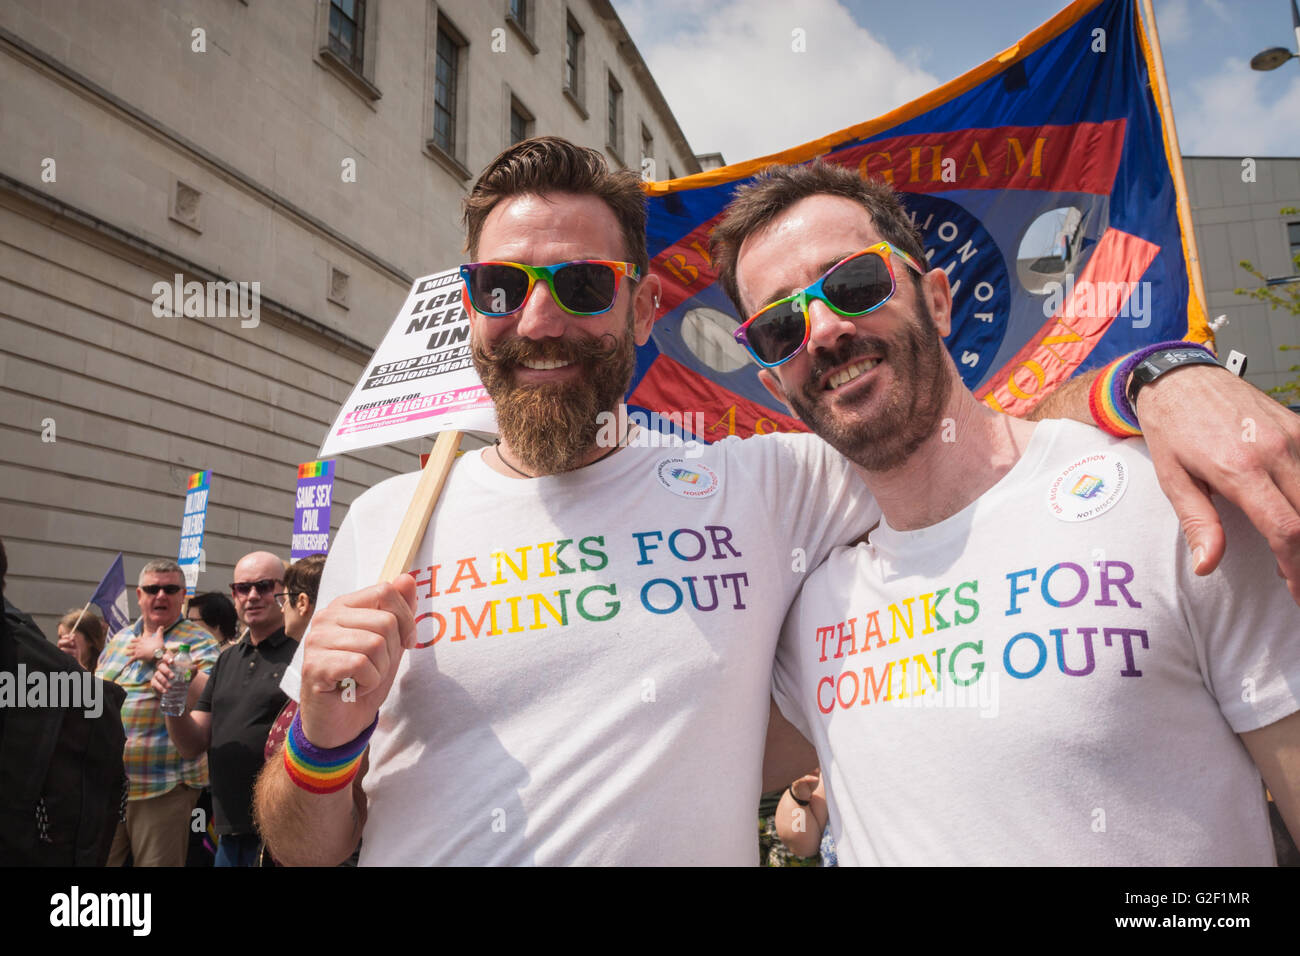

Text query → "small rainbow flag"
[186,470,211,491]
[298,460,335,479]
[1071,474,1104,499]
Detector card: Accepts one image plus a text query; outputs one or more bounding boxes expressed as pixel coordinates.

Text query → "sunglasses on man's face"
[733,242,926,368]
[231,579,280,597]
[140,584,183,596]
[460,260,639,318]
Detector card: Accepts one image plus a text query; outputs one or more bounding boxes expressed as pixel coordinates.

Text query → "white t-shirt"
[284,433,876,865]
[773,419,1300,866]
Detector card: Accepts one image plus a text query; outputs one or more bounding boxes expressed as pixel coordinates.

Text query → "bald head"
[231,550,286,642]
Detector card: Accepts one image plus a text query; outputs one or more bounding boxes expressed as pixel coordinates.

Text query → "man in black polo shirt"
[153,550,295,866]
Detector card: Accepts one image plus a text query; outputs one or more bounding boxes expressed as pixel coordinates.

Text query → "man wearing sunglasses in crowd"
[96,559,220,866]
[151,550,295,866]
[256,136,1300,866]
[713,161,1300,864]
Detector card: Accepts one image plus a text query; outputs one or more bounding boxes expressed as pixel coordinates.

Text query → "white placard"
[319,268,497,458]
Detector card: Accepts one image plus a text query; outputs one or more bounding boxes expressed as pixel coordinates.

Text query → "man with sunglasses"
[96,559,219,866]
[713,161,1300,864]
[257,137,1300,866]
[152,550,293,866]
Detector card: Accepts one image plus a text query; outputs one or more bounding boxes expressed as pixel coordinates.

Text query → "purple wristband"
[1115,340,1214,422]
[288,710,378,764]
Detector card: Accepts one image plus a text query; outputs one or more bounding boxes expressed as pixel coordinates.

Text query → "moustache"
[805,337,889,389]
[474,331,624,372]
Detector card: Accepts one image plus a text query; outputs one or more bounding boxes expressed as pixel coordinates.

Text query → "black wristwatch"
[1126,347,1224,408]
[151,646,166,663]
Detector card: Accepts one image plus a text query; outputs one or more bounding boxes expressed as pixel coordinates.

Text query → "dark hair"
[462,136,649,275]
[188,591,238,641]
[284,554,327,606]
[710,160,928,317]
[0,537,7,596]
[58,608,106,670]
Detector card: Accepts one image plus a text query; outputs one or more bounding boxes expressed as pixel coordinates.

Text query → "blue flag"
[89,552,130,637]
[634,0,1208,435]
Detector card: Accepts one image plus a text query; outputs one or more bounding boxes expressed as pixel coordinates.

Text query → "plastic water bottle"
[160,643,193,716]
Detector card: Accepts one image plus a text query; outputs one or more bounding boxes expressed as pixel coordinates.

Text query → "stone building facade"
[0,0,699,636]
[1184,156,1300,398]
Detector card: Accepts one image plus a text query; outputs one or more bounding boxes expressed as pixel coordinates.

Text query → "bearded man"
[714,160,1300,864]
[255,138,1300,866]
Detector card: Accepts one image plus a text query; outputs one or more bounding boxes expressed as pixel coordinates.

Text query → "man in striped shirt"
[96,559,219,866]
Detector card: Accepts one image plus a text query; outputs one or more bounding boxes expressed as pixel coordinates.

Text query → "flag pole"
[378,429,462,582]
[69,600,92,634]
[1139,0,1209,337]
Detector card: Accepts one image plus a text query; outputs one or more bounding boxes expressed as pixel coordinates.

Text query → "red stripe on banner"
[628,355,808,441]
[651,224,723,317]
[831,120,1127,196]
[648,119,1126,317]
[976,227,1160,416]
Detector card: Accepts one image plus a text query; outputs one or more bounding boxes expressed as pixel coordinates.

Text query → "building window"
[317,0,379,100]
[508,0,528,33]
[328,0,366,74]
[640,123,654,176]
[505,0,538,55]
[434,24,461,155]
[564,14,584,100]
[1289,221,1300,267]
[606,73,622,157]
[510,96,533,146]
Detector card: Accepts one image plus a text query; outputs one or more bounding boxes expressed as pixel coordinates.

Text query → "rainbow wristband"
[1089,340,1215,438]
[283,711,378,794]
[1089,356,1142,437]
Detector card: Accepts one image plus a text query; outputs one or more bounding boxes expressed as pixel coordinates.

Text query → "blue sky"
[613,0,1300,165]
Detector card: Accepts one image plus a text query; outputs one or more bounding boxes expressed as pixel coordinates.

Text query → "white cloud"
[1178,57,1300,155]
[1154,0,1193,45]
[616,0,941,165]
[1200,0,1233,24]
[1154,0,1231,44]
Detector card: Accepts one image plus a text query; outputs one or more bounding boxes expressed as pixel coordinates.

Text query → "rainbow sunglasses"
[733,241,925,368]
[460,259,640,317]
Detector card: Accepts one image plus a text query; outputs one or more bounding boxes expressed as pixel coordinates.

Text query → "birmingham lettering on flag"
[631,0,1209,438]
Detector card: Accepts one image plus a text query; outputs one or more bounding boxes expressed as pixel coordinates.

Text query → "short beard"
[472,315,636,475]
[784,297,952,473]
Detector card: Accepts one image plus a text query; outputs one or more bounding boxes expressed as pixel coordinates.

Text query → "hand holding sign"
[299,428,460,748]
[298,575,418,750]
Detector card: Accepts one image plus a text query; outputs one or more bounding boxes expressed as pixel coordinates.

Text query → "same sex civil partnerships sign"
[632,0,1208,436]
[318,267,497,458]
[291,460,335,560]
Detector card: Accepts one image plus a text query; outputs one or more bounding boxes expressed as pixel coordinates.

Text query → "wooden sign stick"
[377,429,463,582]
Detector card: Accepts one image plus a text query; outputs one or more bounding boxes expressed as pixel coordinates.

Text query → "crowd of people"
[4,134,1300,867]
[0,538,326,866]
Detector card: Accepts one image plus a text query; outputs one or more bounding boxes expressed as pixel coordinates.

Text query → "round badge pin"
[1046,452,1128,522]
[655,457,720,499]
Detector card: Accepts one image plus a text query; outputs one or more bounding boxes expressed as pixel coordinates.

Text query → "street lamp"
[1250,0,1300,71]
